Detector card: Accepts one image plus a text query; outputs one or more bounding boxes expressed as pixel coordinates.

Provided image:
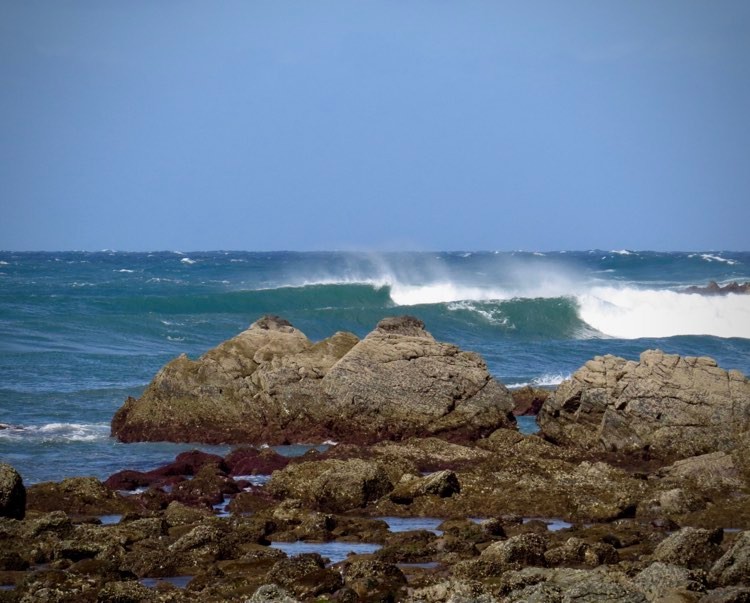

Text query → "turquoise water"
[1,250,749,484]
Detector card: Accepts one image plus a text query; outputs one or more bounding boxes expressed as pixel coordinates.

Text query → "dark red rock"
[511,386,549,416]
[225,447,290,476]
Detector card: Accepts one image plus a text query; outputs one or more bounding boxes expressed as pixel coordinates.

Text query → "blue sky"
[1,1,749,251]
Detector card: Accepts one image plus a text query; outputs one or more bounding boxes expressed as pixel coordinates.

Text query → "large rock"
[320,315,516,442]
[111,315,516,444]
[538,350,750,460]
[0,463,25,519]
[266,458,394,513]
[112,315,359,443]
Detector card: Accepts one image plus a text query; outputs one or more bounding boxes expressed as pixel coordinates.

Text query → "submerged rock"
[538,350,750,460]
[111,315,516,445]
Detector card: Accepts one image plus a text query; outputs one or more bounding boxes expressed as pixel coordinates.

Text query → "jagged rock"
[321,316,516,442]
[111,315,515,445]
[653,527,725,571]
[266,458,393,513]
[111,316,359,444]
[710,531,750,587]
[0,463,25,520]
[538,350,750,460]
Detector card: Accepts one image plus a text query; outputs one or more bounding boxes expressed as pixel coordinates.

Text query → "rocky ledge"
[538,349,750,462]
[111,315,516,445]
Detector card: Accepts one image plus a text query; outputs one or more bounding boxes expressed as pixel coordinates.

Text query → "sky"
[1,1,749,252]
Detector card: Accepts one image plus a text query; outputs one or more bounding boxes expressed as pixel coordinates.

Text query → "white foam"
[577,286,750,339]
[532,373,571,387]
[0,422,110,442]
[180,257,196,265]
[610,249,634,255]
[116,269,135,273]
[446,300,511,326]
[0,261,8,265]
[689,253,739,265]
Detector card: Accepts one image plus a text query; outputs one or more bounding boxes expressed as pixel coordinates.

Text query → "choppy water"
[1,250,749,484]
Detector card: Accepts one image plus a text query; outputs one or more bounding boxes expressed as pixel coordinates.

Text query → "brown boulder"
[538,350,750,460]
[321,315,516,442]
[0,463,25,520]
[111,315,359,444]
[26,477,135,516]
[266,458,394,513]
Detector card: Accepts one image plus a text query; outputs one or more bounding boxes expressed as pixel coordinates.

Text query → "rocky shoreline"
[2,316,749,602]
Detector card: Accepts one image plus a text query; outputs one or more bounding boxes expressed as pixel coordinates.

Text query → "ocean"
[1,250,749,485]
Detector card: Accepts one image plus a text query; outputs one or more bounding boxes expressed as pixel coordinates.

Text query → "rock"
[111,316,359,444]
[634,562,706,601]
[170,463,239,507]
[544,538,619,567]
[341,559,407,600]
[225,446,290,476]
[266,458,393,513]
[683,281,750,295]
[96,580,161,603]
[111,315,515,445]
[700,587,750,602]
[538,350,750,460]
[321,316,516,442]
[389,470,460,504]
[248,584,301,603]
[410,579,498,602]
[710,531,750,587]
[498,567,648,603]
[481,533,549,569]
[266,553,342,598]
[653,527,725,571]
[26,477,135,516]
[0,463,25,520]
[512,386,550,416]
[163,500,212,527]
[377,530,438,563]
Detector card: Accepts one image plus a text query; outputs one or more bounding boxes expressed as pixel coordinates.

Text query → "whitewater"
[1,250,749,483]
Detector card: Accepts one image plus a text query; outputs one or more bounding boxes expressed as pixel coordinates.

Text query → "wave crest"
[578,287,750,339]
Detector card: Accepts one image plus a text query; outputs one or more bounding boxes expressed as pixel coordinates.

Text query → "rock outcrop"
[0,463,25,519]
[112,315,516,445]
[320,315,516,442]
[538,350,750,460]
